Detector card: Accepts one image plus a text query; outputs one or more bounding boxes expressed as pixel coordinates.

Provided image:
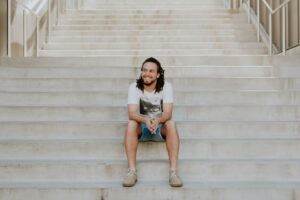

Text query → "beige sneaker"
[122,168,137,187]
[169,170,183,187]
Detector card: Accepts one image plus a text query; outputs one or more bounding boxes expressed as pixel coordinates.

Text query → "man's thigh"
[161,120,176,138]
[127,120,141,137]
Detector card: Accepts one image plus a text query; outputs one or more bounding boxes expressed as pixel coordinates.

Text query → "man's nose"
[144,71,150,75]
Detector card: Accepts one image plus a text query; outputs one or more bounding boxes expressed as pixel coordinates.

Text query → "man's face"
[141,62,160,86]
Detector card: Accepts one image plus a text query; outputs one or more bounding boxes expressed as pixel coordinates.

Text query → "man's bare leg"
[161,120,182,187]
[161,120,180,170]
[124,120,140,170]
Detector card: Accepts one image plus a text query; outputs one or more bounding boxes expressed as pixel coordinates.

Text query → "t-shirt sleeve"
[127,83,139,104]
[163,82,173,104]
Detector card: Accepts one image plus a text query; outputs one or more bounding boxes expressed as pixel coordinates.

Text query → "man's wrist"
[156,117,162,124]
[143,116,149,124]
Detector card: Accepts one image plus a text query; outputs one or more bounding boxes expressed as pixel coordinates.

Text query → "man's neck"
[143,82,156,93]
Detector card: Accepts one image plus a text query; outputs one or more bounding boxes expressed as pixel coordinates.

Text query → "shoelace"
[126,169,136,177]
[170,170,178,178]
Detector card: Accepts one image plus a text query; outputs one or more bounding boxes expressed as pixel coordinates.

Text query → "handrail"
[260,0,273,13]
[11,0,60,57]
[238,0,294,55]
[15,1,40,57]
[258,0,293,55]
[16,1,39,15]
[272,0,291,14]
[8,0,11,57]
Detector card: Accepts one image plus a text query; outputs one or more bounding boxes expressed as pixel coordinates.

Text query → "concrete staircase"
[0,55,300,199]
[41,0,267,56]
[1,0,300,199]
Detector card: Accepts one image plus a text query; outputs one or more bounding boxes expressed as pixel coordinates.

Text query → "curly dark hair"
[136,57,165,93]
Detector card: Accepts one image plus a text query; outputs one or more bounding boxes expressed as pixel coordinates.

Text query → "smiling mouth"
[142,77,152,81]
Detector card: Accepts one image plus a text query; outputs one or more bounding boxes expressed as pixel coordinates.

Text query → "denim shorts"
[138,123,166,142]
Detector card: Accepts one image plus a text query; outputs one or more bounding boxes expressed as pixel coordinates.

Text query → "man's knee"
[127,120,139,128]
[126,120,140,136]
[164,120,176,130]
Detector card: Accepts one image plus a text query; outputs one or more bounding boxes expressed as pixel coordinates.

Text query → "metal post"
[286,4,289,54]
[48,0,51,42]
[8,0,11,57]
[36,15,40,57]
[269,13,272,55]
[58,0,61,21]
[257,0,260,42]
[282,5,286,55]
[64,0,67,10]
[248,0,251,23]
[78,0,80,10]
[23,10,27,57]
[65,0,67,13]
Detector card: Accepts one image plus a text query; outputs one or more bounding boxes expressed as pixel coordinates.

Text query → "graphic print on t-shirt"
[127,81,173,118]
[139,98,163,117]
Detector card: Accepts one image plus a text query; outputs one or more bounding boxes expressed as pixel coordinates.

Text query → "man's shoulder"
[129,82,137,89]
[163,81,172,90]
[164,81,172,87]
[128,82,142,93]
[129,82,135,86]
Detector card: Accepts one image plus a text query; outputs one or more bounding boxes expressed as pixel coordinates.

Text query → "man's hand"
[146,117,158,134]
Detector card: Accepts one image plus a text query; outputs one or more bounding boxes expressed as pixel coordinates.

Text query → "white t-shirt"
[127,81,173,118]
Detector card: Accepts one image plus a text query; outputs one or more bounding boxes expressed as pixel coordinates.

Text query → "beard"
[143,79,156,86]
[142,75,157,86]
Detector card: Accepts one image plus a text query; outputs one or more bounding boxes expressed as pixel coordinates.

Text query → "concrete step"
[49,35,257,43]
[1,159,300,182]
[77,5,225,10]
[53,23,255,30]
[275,65,300,78]
[57,18,246,25]
[39,49,267,56]
[62,10,246,16]
[61,14,236,19]
[73,0,223,3]
[0,121,299,140]
[50,29,257,37]
[65,8,233,15]
[0,105,299,121]
[0,91,299,106]
[79,2,223,6]
[61,14,244,21]
[0,66,273,78]
[272,56,300,78]
[43,42,266,51]
[78,2,223,7]
[0,78,297,92]
[2,184,299,200]
[80,0,222,3]
[0,56,272,67]
[1,138,300,159]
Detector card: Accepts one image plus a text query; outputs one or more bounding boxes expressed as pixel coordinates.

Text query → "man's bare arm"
[128,104,148,124]
[157,103,173,124]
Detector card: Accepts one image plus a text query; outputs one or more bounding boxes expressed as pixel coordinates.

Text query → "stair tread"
[1,180,300,189]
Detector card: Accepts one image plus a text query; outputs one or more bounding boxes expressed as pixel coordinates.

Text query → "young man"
[123,57,183,187]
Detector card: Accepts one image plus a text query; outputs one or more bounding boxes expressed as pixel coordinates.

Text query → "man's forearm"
[128,112,148,124]
[157,112,172,124]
